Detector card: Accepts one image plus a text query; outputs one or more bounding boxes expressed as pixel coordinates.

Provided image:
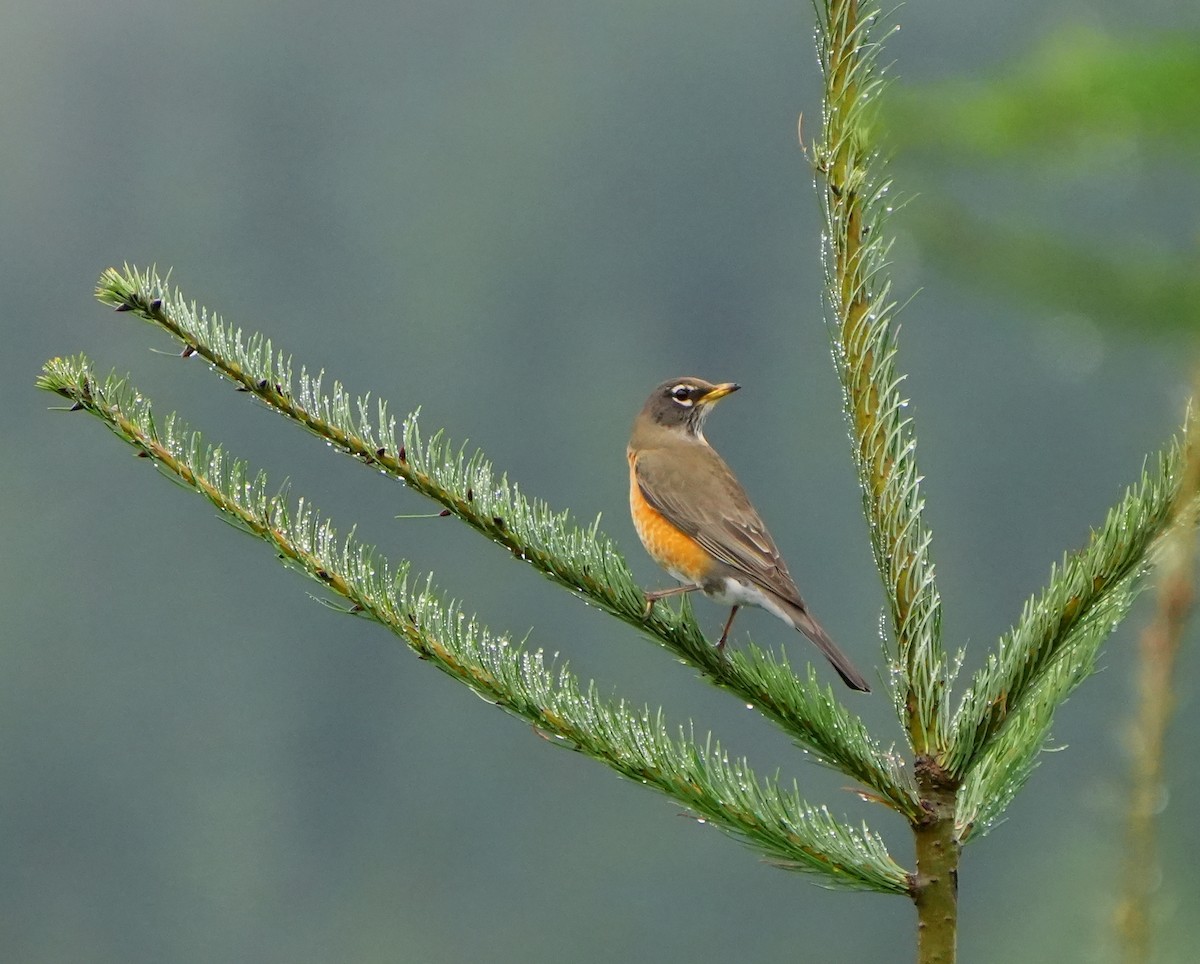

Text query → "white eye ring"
[670,385,693,405]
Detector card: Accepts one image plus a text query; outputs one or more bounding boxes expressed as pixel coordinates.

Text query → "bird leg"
[715,606,740,651]
[642,583,700,616]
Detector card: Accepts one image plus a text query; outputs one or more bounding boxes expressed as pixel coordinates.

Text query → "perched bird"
[627,377,870,692]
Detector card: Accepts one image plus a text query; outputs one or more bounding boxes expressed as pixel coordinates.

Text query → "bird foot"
[714,606,739,654]
[641,583,700,617]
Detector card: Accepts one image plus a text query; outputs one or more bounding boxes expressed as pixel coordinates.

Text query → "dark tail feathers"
[784,603,871,692]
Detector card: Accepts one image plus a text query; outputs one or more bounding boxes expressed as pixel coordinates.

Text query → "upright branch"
[813,0,947,758]
[814,1,956,958]
[1118,396,1200,963]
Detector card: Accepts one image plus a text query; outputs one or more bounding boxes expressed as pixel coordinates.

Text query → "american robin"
[627,377,871,692]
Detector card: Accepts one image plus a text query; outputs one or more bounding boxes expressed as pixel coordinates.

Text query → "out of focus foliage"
[886,27,1200,336]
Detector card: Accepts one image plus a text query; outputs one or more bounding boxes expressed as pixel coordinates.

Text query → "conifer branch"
[947,441,1184,782]
[814,3,959,956]
[92,265,919,819]
[813,0,947,757]
[36,355,910,895]
[954,634,1105,842]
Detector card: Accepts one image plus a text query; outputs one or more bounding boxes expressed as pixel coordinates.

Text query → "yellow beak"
[699,382,740,404]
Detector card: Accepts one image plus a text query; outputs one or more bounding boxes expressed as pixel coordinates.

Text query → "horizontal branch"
[92,265,919,819]
[37,355,910,894]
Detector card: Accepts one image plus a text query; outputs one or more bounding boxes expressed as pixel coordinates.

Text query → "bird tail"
[783,603,871,693]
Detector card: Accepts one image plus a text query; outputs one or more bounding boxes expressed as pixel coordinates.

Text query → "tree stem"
[1117,385,1200,962]
[912,756,959,964]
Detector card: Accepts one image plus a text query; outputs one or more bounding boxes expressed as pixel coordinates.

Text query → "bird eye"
[670,386,692,402]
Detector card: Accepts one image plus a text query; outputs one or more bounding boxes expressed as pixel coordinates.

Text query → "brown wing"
[634,445,806,607]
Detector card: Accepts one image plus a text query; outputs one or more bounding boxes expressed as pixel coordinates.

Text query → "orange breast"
[628,453,713,582]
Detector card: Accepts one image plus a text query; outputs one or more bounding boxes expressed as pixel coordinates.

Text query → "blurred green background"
[4,1,1197,961]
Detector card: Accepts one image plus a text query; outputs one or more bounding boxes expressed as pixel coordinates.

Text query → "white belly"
[705,576,795,628]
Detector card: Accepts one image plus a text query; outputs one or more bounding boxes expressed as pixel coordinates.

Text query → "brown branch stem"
[1116,386,1200,962]
[911,757,960,964]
